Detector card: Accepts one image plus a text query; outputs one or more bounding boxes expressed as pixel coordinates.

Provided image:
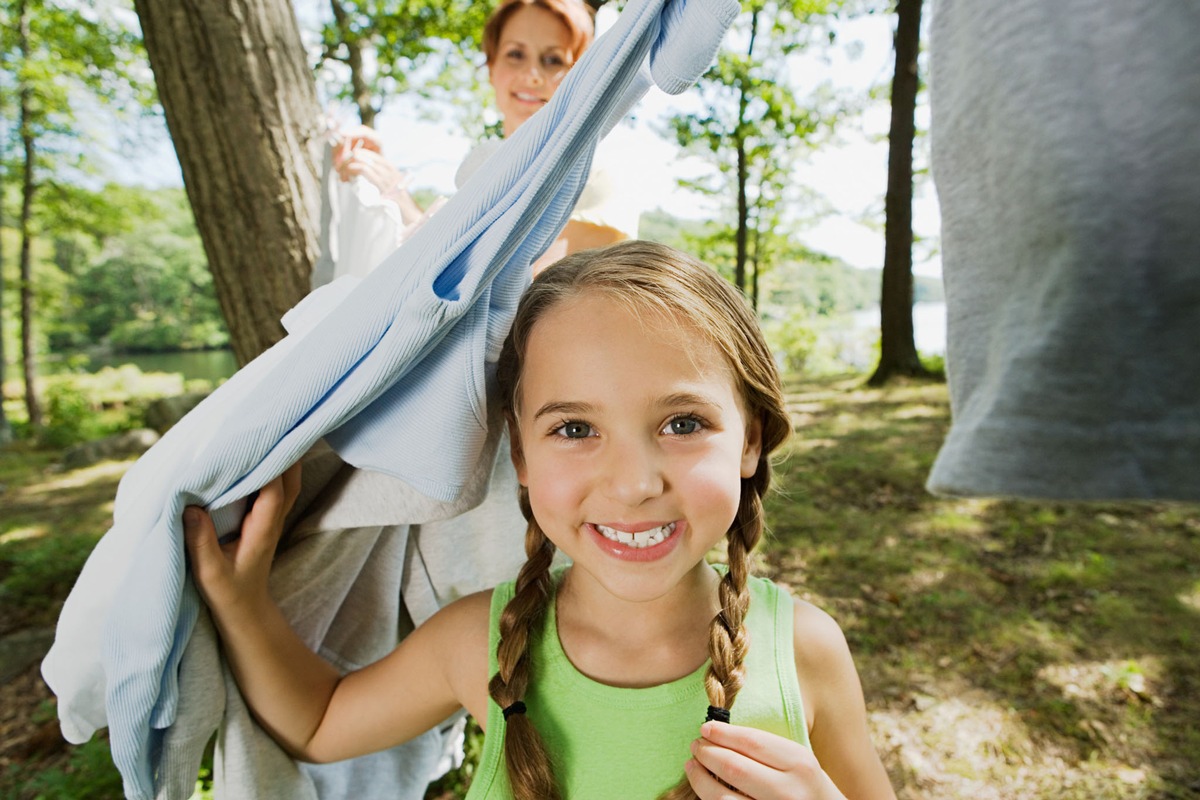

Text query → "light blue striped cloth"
[41,0,738,796]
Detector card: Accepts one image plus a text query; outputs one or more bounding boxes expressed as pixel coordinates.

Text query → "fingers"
[182,505,220,570]
[334,150,407,194]
[281,462,303,507]
[686,758,749,800]
[183,505,230,604]
[699,721,804,771]
[339,124,383,152]
[691,723,834,800]
[238,467,301,563]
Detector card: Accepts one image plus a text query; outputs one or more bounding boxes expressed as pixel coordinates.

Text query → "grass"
[2,375,1198,798]
[758,376,1200,799]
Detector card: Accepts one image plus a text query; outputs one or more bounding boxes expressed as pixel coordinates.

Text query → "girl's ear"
[508,415,530,486]
[740,415,763,479]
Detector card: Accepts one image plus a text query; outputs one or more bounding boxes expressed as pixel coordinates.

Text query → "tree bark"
[19,130,39,429]
[869,0,931,386]
[329,0,376,126]
[735,139,748,293]
[133,0,324,364]
[0,167,9,445]
[17,0,41,429]
[750,221,761,310]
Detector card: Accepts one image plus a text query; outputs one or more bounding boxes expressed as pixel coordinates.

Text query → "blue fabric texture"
[40,1,738,797]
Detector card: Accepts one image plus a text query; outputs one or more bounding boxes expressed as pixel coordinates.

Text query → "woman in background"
[334,0,636,271]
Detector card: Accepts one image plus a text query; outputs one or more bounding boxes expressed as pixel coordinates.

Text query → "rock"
[144,391,209,434]
[0,627,56,684]
[62,428,160,470]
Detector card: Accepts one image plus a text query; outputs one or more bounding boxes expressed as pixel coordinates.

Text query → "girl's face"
[488,5,576,138]
[510,292,763,605]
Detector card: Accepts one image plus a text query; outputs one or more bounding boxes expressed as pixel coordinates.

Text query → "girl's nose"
[601,439,665,506]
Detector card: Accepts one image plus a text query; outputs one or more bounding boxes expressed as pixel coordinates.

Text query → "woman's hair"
[491,241,793,800]
[482,0,596,67]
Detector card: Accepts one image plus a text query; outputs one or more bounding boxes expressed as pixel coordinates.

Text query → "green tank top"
[464,565,809,799]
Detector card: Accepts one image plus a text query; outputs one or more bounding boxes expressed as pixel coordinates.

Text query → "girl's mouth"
[594,522,676,549]
[587,522,683,562]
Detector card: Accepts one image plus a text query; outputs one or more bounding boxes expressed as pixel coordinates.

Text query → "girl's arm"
[791,599,896,799]
[686,600,895,800]
[183,468,490,764]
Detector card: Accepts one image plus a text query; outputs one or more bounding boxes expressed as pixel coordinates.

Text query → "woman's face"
[488,5,576,138]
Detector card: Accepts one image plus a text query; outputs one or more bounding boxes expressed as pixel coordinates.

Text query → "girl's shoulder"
[420,589,495,722]
[785,597,897,795]
[790,597,852,675]
[788,595,870,741]
[426,588,494,642]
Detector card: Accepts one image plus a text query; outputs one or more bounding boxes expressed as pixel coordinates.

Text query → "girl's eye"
[543,54,566,69]
[554,421,594,439]
[504,49,525,64]
[663,416,703,436]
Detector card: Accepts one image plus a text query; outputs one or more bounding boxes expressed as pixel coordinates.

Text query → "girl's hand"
[686,722,846,800]
[183,464,302,617]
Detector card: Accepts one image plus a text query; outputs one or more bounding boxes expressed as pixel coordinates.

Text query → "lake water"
[44,349,240,383]
[38,303,947,384]
[852,300,947,355]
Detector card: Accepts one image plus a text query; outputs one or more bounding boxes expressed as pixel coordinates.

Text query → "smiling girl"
[183,241,896,799]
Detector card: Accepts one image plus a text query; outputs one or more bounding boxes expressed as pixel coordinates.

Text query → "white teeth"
[595,522,677,549]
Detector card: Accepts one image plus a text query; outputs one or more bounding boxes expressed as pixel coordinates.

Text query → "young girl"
[183,241,896,799]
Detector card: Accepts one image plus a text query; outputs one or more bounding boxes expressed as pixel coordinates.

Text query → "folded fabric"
[456,134,644,240]
[926,0,1200,501]
[41,1,739,797]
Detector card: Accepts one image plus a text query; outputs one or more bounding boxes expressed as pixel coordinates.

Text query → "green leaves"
[318,0,489,122]
[1,0,150,141]
[667,1,846,296]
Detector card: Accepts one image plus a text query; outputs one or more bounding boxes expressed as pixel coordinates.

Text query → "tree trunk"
[17,0,41,429]
[19,133,40,430]
[329,0,376,127]
[869,0,930,386]
[735,139,748,294]
[750,221,761,310]
[133,0,324,364]
[0,170,9,445]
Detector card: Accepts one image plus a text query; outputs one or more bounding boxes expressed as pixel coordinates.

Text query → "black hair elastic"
[502,700,527,720]
[705,705,731,724]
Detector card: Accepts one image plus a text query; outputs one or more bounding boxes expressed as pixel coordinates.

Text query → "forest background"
[1,0,943,441]
[1,0,1198,798]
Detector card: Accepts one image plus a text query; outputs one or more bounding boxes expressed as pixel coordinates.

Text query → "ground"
[2,376,1199,798]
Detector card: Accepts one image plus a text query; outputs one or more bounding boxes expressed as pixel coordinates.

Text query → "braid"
[658,456,772,800]
[704,479,763,707]
[488,485,562,800]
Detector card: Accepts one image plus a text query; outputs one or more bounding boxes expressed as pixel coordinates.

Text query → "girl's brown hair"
[492,241,792,800]
[482,0,596,67]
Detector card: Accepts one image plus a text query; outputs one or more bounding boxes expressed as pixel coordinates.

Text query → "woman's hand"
[335,147,409,195]
[183,464,302,617]
[335,124,384,154]
[333,124,405,191]
[331,123,426,224]
[686,722,847,800]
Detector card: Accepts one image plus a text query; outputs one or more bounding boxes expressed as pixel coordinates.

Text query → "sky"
[116,2,941,279]
[327,6,942,278]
